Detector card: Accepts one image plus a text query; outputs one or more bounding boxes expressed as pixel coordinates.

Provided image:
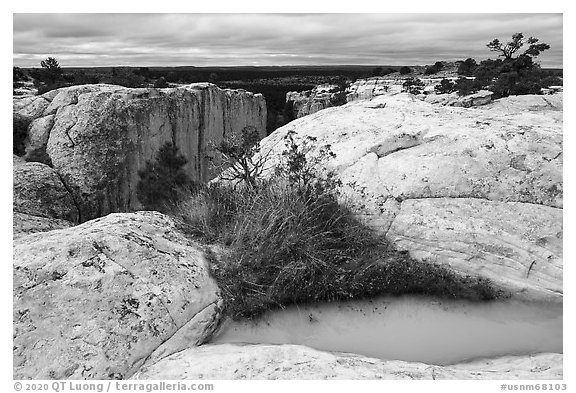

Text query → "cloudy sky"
[12,13,563,68]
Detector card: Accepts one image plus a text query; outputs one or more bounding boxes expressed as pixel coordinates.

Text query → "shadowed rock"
[13,157,79,223]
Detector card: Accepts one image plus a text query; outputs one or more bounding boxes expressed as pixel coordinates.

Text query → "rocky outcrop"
[285,78,490,120]
[13,211,222,379]
[24,114,55,163]
[450,90,493,107]
[425,90,493,107]
[258,93,563,302]
[13,83,267,222]
[13,156,79,223]
[285,84,338,118]
[13,212,75,239]
[132,344,562,379]
[346,77,464,102]
[346,77,398,101]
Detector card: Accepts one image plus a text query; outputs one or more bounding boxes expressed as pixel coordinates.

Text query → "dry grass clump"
[164,131,503,319]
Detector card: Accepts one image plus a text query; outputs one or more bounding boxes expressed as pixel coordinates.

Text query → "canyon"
[13,83,563,379]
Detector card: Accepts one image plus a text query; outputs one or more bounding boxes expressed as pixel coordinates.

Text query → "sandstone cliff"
[285,84,338,118]
[13,83,267,222]
[258,93,563,302]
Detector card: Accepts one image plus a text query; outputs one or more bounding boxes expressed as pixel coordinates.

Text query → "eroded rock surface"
[345,77,488,105]
[259,93,563,301]
[13,211,222,379]
[13,212,75,239]
[13,83,267,221]
[285,84,338,118]
[131,344,562,380]
[284,78,492,120]
[13,157,79,223]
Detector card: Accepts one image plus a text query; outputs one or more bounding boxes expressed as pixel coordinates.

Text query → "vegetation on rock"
[328,81,349,107]
[136,142,196,211]
[402,77,425,95]
[165,131,503,319]
[434,78,455,94]
[208,126,269,189]
[455,33,562,98]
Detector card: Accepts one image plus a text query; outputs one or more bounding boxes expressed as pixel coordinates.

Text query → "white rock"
[131,344,562,380]
[13,211,222,379]
[258,93,563,301]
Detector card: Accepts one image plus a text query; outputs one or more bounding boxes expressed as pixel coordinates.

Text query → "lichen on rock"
[13,211,222,380]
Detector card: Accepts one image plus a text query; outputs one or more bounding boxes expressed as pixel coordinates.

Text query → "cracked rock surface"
[131,344,562,380]
[13,212,75,239]
[13,211,222,379]
[13,155,80,223]
[258,93,563,302]
[13,83,267,222]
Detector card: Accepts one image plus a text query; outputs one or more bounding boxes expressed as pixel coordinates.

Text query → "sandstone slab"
[259,93,562,301]
[13,212,74,239]
[131,344,562,380]
[13,211,222,379]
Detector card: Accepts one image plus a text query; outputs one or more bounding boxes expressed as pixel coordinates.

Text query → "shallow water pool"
[210,296,562,365]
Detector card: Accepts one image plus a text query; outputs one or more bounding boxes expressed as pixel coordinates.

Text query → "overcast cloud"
[12,13,563,68]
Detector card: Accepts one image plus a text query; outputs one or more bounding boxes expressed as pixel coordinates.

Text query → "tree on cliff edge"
[137,142,194,211]
[208,126,268,189]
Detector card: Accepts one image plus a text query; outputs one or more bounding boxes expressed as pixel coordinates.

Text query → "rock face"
[346,77,399,101]
[13,212,75,239]
[259,93,563,302]
[285,84,338,118]
[13,156,79,223]
[450,90,493,107]
[346,77,466,102]
[285,78,491,119]
[131,344,562,380]
[13,211,222,379]
[13,83,267,222]
[425,90,493,107]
